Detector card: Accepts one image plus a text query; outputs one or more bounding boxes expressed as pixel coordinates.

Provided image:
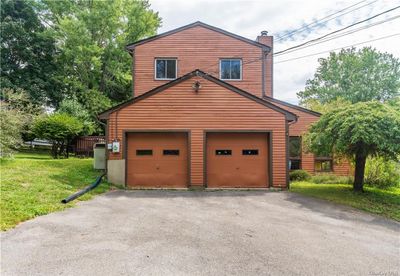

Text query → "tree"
[78,89,112,133]
[1,88,44,141]
[58,98,95,135]
[0,104,24,157]
[298,47,400,105]
[305,101,400,192]
[33,113,83,158]
[0,0,59,106]
[388,97,400,112]
[302,98,351,114]
[42,0,161,103]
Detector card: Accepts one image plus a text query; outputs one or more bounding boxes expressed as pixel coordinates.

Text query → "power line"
[207,14,399,75]
[274,5,400,55]
[202,0,377,73]
[203,6,400,76]
[206,30,399,76]
[275,0,376,42]
[275,15,400,56]
[274,33,400,64]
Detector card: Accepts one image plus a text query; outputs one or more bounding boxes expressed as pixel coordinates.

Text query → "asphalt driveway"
[1,190,399,275]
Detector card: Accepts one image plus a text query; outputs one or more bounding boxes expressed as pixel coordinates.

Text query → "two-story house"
[99,21,351,189]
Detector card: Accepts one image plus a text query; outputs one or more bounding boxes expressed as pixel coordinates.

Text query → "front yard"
[290,182,400,221]
[0,152,109,231]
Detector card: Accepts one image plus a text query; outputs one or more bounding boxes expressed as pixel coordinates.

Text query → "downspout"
[98,119,108,178]
[115,111,119,141]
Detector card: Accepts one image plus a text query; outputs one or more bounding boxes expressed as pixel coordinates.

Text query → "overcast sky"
[149,0,400,104]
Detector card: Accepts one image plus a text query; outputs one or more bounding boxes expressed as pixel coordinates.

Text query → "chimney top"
[261,30,268,36]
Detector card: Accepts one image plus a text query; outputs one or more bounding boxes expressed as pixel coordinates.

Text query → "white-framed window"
[220,59,242,80]
[155,58,177,80]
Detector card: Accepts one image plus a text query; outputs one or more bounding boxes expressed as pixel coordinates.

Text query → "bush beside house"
[289,170,311,181]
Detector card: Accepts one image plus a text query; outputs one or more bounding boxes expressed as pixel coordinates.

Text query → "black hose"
[61,173,106,204]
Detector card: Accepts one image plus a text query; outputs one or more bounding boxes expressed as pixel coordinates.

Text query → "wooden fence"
[73,136,105,157]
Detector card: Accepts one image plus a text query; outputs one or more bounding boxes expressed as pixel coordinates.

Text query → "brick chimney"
[256,31,273,98]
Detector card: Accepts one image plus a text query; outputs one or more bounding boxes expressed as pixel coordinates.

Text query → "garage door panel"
[207,171,266,187]
[207,132,269,188]
[128,173,187,188]
[127,132,188,188]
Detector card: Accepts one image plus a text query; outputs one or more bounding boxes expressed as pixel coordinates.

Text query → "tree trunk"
[66,140,69,158]
[59,141,65,158]
[51,143,58,159]
[99,61,107,93]
[353,152,367,192]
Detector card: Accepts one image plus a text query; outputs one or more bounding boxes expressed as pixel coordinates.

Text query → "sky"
[149,0,400,104]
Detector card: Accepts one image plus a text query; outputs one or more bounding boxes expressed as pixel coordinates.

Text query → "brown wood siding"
[272,102,352,176]
[333,159,353,176]
[108,76,287,187]
[133,26,270,98]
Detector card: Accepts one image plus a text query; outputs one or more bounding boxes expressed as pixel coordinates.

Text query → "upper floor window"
[220,59,242,80]
[155,58,177,80]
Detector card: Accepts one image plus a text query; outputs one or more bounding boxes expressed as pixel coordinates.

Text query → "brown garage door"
[126,132,188,188]
[206,132,269,188]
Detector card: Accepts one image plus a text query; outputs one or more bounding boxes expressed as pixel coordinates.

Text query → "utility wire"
[203,1,377,72]
[274,33,400,64]
[275,0,376,42]
[207,13,399,74]
[275,15,400,56]
[203,5,400,75]
[205,30,399,76]
[275,5,400,55]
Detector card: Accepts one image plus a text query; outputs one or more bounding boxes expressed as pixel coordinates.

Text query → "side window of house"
[289,136,301,170]
[155,59,177,80]
[220,59,242,80]
[315,157,333,172]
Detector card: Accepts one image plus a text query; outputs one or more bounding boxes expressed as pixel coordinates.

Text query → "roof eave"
[263,96,321,117]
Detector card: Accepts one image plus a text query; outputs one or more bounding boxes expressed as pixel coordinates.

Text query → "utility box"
[93,143,106,170]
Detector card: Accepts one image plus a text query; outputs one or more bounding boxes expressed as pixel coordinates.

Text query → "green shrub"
[311,174,353,184]
[33,113,83,158]
[364,157,400,188]
[289,170,311,181]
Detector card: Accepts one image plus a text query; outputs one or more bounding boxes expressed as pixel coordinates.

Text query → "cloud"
[150,0,400,103]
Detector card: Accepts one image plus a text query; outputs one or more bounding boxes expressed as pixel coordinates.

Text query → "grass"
[1,151,110,231]
[290,182,400,221]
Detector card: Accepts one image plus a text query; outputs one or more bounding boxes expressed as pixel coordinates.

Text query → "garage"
[126,132,188,188]
[206,132,270,188]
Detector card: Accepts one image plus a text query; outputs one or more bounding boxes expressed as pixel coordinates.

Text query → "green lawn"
[1,152,109,231]
[290,182,400,221]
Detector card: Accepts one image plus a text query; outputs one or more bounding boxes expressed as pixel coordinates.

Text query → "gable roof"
[98,69,297,121]
[126,21,271,51]
[262,96,321,117]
